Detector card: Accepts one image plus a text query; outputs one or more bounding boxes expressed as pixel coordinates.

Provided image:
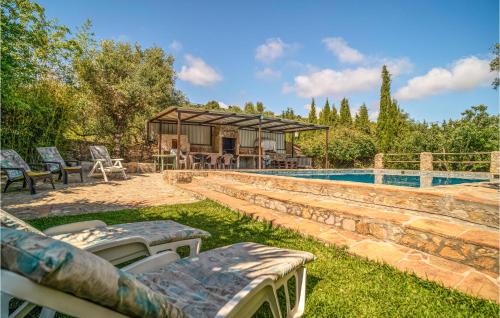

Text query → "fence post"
[491,151,500,175]
[374,153,384,169]
[420,152,433,171]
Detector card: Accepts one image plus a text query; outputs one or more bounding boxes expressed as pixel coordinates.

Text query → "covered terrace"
[147,106,329,169]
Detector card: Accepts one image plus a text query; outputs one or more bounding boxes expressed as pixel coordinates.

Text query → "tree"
[75,40,182,156]
[227,105,242,113]
[281,107,299,120]
[256,101,265,113]
[339,98,352,126]
[205,100,221,110]
[244,102,256,114]
[308,98,317,123]
[376,65,398,152]
[355,104,371,133]
[330,105,339,125]
[491,43,499,89]
[1,0,79,160]
[319,98,332,125]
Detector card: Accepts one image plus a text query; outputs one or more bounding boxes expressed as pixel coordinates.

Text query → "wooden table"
[152,154,176,171]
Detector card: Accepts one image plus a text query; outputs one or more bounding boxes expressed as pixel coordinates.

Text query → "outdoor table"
[152,154,176,172]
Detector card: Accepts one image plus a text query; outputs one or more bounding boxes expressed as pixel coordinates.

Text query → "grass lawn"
[28,200,499,318]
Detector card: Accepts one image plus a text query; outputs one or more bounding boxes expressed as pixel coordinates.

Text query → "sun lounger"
[1,227,314,318]
[0,209,211,264]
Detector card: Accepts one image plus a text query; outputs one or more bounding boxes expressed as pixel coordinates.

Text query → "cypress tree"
[377,65,392,151]
[330,105,339,125]
[308,98,317,123]
[355,103,370,133]
[256,101,265,113]
[319,98,331,125]
[339,98,352,126]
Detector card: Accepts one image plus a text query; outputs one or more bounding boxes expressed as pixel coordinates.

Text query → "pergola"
[148,106,330,169]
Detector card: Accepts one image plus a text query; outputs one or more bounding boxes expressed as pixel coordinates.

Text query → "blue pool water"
[251,171,488,188]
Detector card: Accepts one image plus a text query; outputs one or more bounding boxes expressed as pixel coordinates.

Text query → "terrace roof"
[149,106,328,133]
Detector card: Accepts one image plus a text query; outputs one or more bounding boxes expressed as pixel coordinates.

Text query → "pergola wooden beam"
[239,118,284,129]
[224,116,261,125]
[180,110,210,121]
[202,113,237,124]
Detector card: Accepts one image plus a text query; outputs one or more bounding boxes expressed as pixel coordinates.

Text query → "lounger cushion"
[0,209,45,235]
[50,220,211,249]
[136,242,315,318]
[1,228,185,318]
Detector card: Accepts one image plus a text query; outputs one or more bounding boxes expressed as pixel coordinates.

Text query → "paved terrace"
[1,172,499,303]
[1,173,198,219]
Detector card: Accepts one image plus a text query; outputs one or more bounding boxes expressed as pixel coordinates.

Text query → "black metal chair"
[0,149,55,194]
[36,147,83,184]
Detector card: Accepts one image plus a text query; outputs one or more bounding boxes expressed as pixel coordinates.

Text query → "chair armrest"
[65,160,81,166]
[111,158,124,161]
[44,220,107,235]
[1,167,25,172]
[86,236,153,266]
[42,161,63,171]
[122,251,180,274]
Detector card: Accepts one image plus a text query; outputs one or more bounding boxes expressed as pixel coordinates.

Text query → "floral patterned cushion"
[136,242,315,318]
[90,145,113,167]
[1,228,185,318]
[51,220,211,249]
[0,149,30,180]
[36,147,66,172]
[0,209,45,235]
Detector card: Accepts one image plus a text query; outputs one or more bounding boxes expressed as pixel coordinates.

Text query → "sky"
[38,0,499,122]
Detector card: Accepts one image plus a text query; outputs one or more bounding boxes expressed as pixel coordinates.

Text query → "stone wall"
[160,134,190,153]
[164,170,499,228]
[214,125,240,155]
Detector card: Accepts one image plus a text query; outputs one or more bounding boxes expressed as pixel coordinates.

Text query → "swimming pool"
[251,170,488,188]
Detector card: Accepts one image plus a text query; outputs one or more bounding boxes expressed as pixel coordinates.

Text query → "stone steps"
[195,176,499,275]
[177,180,499,302]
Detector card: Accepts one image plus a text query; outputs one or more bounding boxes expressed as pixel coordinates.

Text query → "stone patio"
[1,173,199,219]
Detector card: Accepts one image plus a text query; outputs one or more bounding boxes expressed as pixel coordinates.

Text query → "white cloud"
[395,56,493,101]
[218,101,228,109]
[178,54,222,86]
[255,38,291,63]
[285,59,412,98]
[169,40,183,51]
[322,37,364,64]
[255,67,282,80]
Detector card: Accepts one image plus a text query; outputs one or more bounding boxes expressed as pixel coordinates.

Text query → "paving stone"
[459,229,500,249]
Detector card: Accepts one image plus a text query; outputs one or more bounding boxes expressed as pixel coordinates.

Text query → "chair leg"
[49,175,55,189]
[63,171,68,184]
[80,170,84,182]
[27,177,36,195]
[22,179,26,188]
[3,180,12,193]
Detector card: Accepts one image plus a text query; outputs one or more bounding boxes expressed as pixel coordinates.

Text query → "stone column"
[491,151,500,174]
[420,175,433,188]
[374,153,384,169]
[420,152,433,171]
